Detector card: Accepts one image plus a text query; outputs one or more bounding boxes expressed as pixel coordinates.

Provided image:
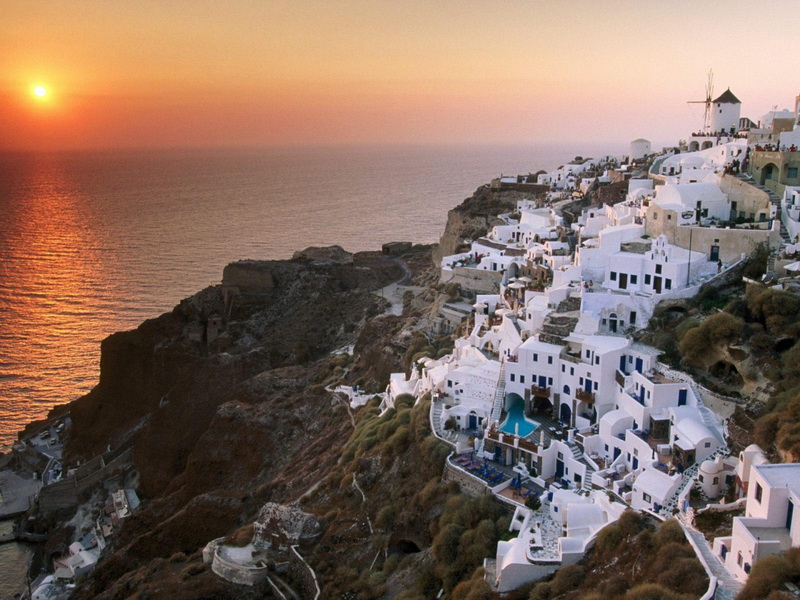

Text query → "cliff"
[432,185,538,265]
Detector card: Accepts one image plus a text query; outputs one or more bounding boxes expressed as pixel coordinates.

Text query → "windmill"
[687,70,714,133]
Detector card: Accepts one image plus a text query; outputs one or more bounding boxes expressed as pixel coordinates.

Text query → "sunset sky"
[3,0,799,151]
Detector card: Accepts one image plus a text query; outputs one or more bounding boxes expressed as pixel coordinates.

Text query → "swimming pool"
[499,398,539,437]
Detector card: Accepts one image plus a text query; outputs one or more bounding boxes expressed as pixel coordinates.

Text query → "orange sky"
[3,0,799,151]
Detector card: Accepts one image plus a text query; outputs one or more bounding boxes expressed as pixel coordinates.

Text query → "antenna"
[687,69,714,132]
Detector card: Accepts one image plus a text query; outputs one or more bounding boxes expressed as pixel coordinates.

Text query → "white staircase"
[489,361,507,426]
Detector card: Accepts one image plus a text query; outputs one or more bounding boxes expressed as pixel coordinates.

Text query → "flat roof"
[754,464,800,496]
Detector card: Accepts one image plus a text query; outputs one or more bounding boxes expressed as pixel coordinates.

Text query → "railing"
[530,386,551,398]
[615,370,626,388]
[576,389,596,403]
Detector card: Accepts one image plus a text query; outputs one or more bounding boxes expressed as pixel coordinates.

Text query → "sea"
[0,142,623,594]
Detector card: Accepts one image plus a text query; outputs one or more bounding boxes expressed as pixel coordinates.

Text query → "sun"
[33,85,47,98]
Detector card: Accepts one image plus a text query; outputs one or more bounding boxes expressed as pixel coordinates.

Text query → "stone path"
[679,514,742,600]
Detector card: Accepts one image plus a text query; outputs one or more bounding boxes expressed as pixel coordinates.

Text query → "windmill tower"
[687,70,714,133]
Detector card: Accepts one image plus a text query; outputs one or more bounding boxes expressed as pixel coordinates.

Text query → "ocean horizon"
[0,142,626,453]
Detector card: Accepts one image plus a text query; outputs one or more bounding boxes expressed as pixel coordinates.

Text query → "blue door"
[635,357,643,373]
[678,389,687,406]
[469,414,478,429]
[560,403,571,426]
[538,375,547,388]
[584,379,593,393]
[633,457,639,470]
[614,447,621,459]
[619,355,626,373]
[555,460,564,479]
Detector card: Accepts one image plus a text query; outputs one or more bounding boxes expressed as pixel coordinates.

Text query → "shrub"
[737,554,794,600]
[655,519,685,547]
[180,563,205,580]
[550,564,585,595]
[623,582,683,600]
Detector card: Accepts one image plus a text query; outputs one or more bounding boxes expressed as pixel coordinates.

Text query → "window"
[655,264,662,274]
[510,374,515,382]
[548,377,553,385]
[631,275,638,284]
[595,356,600,365]
[699,474,705,483]
[570,367,574,376]
[557,452,563,459]
[665,279,672,290]
[643,493,651,503]
[790,167,799,179]
[737,552,743,567]
[585,350,591,358]
[631,311,637,325]
[447,380,453,388]
[653,212,658,220]
[579,377,584,385]
[610,271,617,281]
[594,381,598,390]
[705,442,711,448]
[533,353,538,362]
[667,214,672,220]
[645,274,651,285]
[561,364,566,373]
[548,356,553,365]
[755,483,763,503]
[713,477,719,485]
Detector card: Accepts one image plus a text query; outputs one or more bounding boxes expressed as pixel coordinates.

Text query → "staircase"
[556,295,582,313]
[489,361,507,426]
[678,515,743,600]
[431,401,445,437]
[565,440,596,493]
[539,314,578,346]
[735,173,790,246]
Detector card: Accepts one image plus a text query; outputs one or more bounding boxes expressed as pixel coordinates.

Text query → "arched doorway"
[760,163,779,186]
[701,141,713,150]
[688,141,700,152]
[609,312,618,334]
[560,402,572,426]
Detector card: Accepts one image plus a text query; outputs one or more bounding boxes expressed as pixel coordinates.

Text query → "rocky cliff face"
[432,185,534,265]
[50,246,440,599]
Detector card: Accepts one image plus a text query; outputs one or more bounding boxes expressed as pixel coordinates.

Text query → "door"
[678,389,688,406]
[635,358,643,373]
[633,457,639,470]
[654,276,662,293]
[560,403,572,426]
[619,273,628,289]
[619,355,627,373]
[555,459,565,479]
[710,246,720,262]
[469,414,478,429]
[787,501,794,530]
[584,379,593,393]
[613,447,621,460]
[538,376,547,389]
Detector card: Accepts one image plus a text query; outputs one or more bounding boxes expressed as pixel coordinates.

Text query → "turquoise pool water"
[499,398,539,437]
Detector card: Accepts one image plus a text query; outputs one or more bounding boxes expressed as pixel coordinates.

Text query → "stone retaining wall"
[442,460,491,498]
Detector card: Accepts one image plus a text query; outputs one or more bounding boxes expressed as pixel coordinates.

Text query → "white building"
[630,139,651,161]
[714,455,800,583]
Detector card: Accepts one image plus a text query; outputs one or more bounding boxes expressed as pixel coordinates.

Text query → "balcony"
[576,389,596,403]
[530,385,551,398]
[615,369,627,388]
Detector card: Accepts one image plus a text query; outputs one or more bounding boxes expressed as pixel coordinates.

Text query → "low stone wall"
[442,460,491,498]
[289,545,320,600]
[440,267,502,293]
[211,550,268,587]
[38,447,133,513]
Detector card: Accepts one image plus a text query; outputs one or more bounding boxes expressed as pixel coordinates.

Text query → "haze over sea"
[0,143,625,452]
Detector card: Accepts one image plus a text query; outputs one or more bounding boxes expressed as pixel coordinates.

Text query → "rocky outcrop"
[292,245,353,265]
[433,185,535,265]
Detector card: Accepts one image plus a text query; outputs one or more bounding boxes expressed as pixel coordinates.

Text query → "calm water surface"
[0,143,622,595]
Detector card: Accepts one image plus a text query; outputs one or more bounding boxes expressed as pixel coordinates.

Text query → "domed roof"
[700,459,720,474]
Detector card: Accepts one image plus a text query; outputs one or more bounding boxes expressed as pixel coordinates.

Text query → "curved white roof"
[675,417,715,445]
